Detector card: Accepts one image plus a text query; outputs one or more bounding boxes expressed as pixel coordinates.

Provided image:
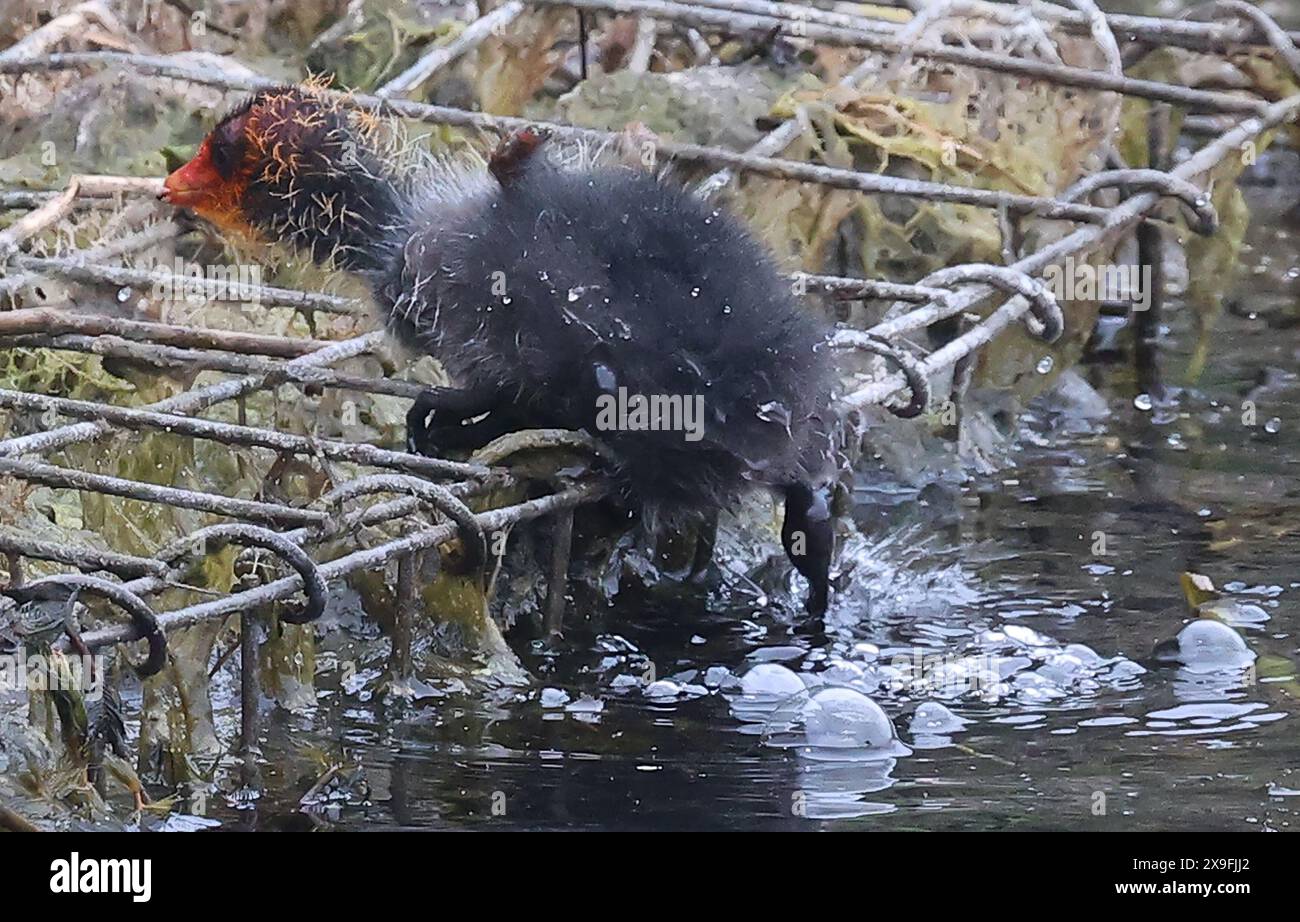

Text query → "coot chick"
[161,85,839,613]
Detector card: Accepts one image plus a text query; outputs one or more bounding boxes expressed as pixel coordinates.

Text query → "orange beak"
[160,140,222,208]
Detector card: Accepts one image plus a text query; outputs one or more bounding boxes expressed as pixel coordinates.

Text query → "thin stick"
[0,308,338,359]
[376,1,527,99]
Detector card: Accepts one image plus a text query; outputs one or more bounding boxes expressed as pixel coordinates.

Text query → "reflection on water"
[202,146,1300,833]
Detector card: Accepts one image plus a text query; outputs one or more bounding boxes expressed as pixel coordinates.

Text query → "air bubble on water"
[1004,624,1052,648]
[564,696,604,721]
[1036,355,1054,374]
[1013,672,1066,702]
[796,688,911,759]
[1217,602,1270,627]
[909,701,968,738]
[116,286,133,303]
[1155,619,1255,673]
[994,655,1034,678]
[820,658,866,689]
[739,663,804,699]
[644,679,707,701]
[1146,701,1268,725]
[539,687,570,708]
[1036,653,1090,686]
[1134,393,1153,411]
[160,813,222,832]
[643,680,680,699]
[852,643,880,662]
[1196,591,1271,627]
[702,666,733,688]
[859,662,906,692]
[1062,644,1105,667]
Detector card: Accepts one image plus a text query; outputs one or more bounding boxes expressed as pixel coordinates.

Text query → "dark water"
[188,164,1300,833]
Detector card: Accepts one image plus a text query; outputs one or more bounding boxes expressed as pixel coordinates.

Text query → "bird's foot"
[781,482,835,618]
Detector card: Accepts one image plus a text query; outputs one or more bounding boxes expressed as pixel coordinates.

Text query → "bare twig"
[376,1,527,98]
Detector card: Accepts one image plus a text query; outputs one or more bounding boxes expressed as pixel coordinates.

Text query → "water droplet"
[1134,393,1153,411]
[756,400,791,428]
[1265,417,1281,433]
[1036,355,1054,374]
[116,286,132,303]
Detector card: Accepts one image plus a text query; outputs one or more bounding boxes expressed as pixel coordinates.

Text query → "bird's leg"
[406,384,519,455]
[424,403,533,452]
[687,510,719,582]
[781,482,835,616]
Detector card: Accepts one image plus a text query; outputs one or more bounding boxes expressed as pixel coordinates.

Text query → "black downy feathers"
[172,87,842,614]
